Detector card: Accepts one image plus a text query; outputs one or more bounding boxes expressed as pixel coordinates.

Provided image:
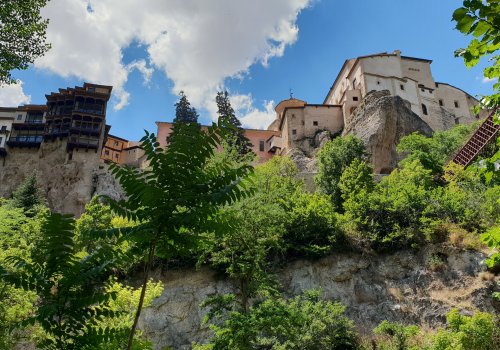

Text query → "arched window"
[422,104,428,116]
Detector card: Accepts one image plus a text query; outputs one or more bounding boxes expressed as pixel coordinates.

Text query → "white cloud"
[37,0,310,121]
[0,81,31,106]
[482,76,498,83]
[233,94,276,129]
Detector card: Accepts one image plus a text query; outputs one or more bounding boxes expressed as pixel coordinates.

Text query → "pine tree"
[12,172,43,215]
[216,91,253,155]
[173,91,199,124]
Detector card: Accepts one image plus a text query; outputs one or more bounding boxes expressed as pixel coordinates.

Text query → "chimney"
[394,50,401,56]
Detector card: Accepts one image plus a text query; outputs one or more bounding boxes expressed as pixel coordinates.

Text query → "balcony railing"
[74,104,104,116]
[7,136,43,148]
[70,125,101,136]
[67,136,99,150]
[25,118,44,124]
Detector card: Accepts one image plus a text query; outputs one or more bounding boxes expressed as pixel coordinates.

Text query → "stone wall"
[138,245,498,350]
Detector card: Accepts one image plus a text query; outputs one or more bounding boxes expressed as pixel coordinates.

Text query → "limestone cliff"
[138,245,499,350]
[0,139,101,216]
[342,90,434,174]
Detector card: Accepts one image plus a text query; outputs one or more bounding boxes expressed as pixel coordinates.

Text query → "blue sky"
[0,0,495,141]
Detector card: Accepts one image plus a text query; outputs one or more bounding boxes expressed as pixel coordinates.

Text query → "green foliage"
[430,309,497,350]
[283,191,342,257]
[453,0,500,110]
[0,213,126,350]
[12,172,45,215]
[216,91,253,156]
[315,135,366,210]
[173,91,199,124]
[373,321,420,350]
[339,158,375,204]
[0,0,51,84]
[343,160,435,250]
[195,291,358,350]
[105,119,254,348]
[397,124,477,175]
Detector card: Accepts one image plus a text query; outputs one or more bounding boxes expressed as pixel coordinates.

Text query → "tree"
[216,91,253,155]
[315,135,366,210]
[173,91,199,124]
[194,291,358,350]
[0,0,51,85]
[0,213,125,349]
[105,119,254,350]
[397,123,478,175]
[12,172,44,215]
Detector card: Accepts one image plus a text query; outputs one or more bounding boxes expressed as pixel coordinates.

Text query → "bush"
[372,320,421,350]
[195,291,359,350]
[316,135,366,210]
[430,309,497,350]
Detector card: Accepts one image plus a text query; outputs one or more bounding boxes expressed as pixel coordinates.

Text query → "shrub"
[373,320,421,350]
[195,291,359,350]
[316,135,366,210]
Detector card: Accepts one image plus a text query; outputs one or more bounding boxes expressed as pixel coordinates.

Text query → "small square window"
[439,99,444,106]
[104,150,109,156]
[313,121,318,126]
[377,81,381,85]
[17,114,22,120]
[454,101,459,108]
[115,153,119,158]
[400,84,405,91]
[353,96,359,101]
[301,121,305,125]
[114,141,119,146]
[292,129,297,135]
[421,88,425,92]
[259,140,265,152]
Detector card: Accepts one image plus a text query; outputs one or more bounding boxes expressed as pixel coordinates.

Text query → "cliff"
[137,244,499,350]
[342,90,434,173]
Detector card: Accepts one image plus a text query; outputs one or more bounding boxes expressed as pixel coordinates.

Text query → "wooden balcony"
[67,136,99,151]
[7,136,43,148]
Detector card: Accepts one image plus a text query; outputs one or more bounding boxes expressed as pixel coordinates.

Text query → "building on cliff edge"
[156,50,488,164]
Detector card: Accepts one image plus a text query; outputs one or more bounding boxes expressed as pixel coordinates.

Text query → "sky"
[0,0,496,141]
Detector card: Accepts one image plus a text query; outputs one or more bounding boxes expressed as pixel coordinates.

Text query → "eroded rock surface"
[139,245,499,350]
[342,90,433,173]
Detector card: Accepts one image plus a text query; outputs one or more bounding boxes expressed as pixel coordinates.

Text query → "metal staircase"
[452,113,499,167]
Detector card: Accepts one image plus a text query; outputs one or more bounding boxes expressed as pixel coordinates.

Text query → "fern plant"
[0,213,126,350]
[103,119,254,349]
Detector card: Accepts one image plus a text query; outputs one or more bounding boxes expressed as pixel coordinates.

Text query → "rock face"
[0,139,101,216]
[342,90,433,173]
[139,245,499,350]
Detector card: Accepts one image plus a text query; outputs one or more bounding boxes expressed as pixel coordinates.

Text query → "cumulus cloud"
[0,81,31,106]
[37,0,310,122]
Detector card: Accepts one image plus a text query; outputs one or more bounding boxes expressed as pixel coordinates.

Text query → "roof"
[106,134,129,142]
[0,107,19,112]
[278,104,342,130]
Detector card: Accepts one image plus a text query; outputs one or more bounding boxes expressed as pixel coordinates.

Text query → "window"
[421,88,425,92]
[422,104,428,116]
[439,99,444,106]
[353,78,357,89]
[115,153,119,158]
[259,140,265,152]
[400,84,405,91]
[104,150,109,156]
[377,81,381,85]
[1,126,6,131]
[455,117,460,125]
[313,121,318,126]
[17,114,22,120]
[353,96,359,101]
[87,87,96,92]
[0,137,2,144]
[292,129,297,135]
[114,141,119,146]
[454,101,459,108]
[301,121,305,125]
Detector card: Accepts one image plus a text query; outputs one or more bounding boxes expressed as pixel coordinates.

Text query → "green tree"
[397,124,477,175]
[315,135,366,210]
[339,158,375,204]
[195,291,358,350]
[173,91,199,124]
[12,172,44,215]
[0,0,51,85]
[0,213,125,349]
[373,321,420,350]
[105,120,253,350]
[216,91,253,156]
[430,309,497,350]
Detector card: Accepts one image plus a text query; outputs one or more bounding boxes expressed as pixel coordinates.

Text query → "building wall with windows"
[323,50,487,130]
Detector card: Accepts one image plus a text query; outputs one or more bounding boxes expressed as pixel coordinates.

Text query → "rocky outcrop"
[0,139,101,216]
[138,245,499,350]
[342,90,433,173]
